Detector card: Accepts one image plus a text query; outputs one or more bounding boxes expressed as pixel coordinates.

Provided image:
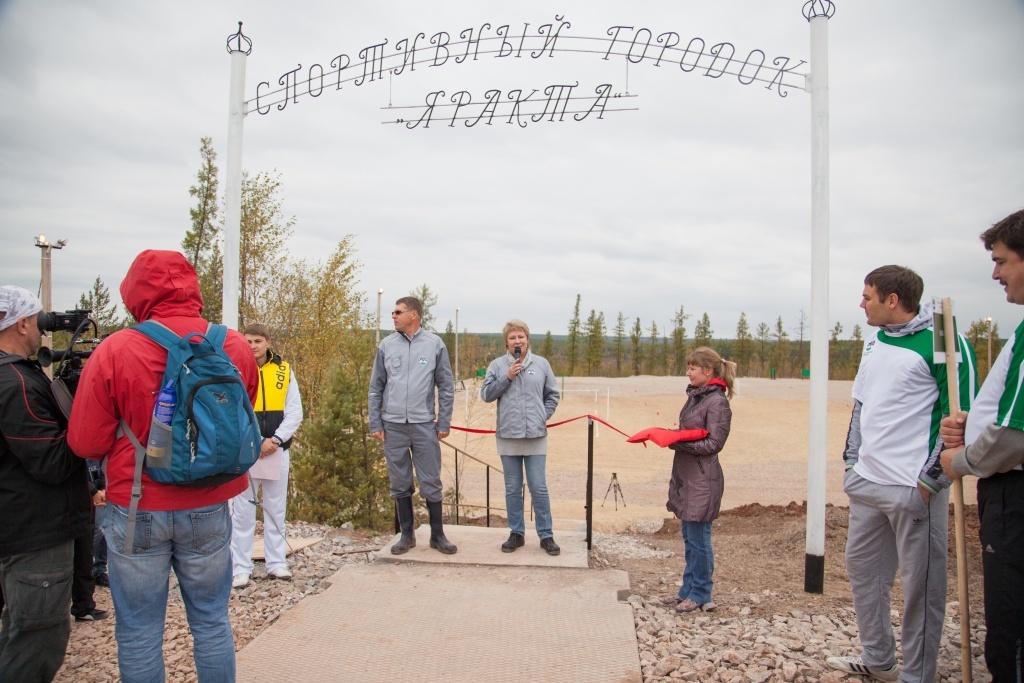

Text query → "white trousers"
[230,451,290,575]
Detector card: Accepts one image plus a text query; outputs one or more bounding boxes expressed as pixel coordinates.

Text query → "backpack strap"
[132,320,183,350]
[135,320,225,354]
[118,418,147,557]
[204,323,227,349]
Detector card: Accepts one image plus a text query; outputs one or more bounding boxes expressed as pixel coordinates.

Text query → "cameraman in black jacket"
[0,285,90,682]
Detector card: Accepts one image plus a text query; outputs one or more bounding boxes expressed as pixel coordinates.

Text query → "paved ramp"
[376,522,591,569]
[237,525,641,682]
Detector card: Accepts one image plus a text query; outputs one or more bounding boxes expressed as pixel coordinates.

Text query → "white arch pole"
[805,9,831,593]
[223,45,247,329]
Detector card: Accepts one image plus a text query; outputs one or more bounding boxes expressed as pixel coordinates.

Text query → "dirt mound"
[721,500,808,518]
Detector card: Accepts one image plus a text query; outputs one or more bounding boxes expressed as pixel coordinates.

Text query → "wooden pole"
[941,297,972,681]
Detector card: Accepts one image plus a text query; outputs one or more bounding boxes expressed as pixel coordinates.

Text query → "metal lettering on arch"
[242,15,807,126]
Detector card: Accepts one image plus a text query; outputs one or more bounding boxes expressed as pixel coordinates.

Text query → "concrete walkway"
[236,523,641,682]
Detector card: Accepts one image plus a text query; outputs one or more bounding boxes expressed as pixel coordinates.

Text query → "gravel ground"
[591,532,990,683]
[54,521,389,683]
[55,509,991,683]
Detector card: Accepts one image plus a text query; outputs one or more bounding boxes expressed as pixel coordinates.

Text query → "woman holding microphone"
[481,320,561,555]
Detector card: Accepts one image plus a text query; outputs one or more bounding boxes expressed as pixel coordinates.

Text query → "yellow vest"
[256,357,291,413]
[255,354,292,446]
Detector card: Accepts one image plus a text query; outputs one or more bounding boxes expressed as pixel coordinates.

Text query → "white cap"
[0,285,43,332]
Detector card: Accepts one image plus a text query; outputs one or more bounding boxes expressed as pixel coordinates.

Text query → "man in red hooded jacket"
[68,250,258,682]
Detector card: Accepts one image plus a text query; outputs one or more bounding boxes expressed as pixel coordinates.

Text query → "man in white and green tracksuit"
[827,265,977,683]
[940,209,1024,683]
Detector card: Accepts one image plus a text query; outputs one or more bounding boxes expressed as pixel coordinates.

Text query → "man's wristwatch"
[271,436,283,447]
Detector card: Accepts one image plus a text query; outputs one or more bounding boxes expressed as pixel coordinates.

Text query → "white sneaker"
[231,573,250,589]
[825,655,899,682]
[267,567,292,581]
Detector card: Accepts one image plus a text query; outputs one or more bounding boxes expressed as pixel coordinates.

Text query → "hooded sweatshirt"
[68,250,259,510]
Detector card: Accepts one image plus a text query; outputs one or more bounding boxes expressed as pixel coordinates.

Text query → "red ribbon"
[449,413,633,439]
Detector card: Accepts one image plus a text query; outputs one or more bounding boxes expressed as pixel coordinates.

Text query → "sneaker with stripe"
[825,655,899,682]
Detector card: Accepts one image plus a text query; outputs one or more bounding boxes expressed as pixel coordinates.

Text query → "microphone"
[513,347,522,360]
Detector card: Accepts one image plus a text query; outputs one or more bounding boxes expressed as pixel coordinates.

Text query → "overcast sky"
[2,0,1022,342]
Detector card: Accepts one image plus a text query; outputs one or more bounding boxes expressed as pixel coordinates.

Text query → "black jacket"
[0,352,90,556]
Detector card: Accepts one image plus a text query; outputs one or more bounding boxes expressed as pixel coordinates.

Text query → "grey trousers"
[844,469,948,683]
[0,540,74,682]
[383,421,443,502]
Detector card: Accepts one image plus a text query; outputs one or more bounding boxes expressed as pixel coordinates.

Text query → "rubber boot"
[427,500,457,555]
[390,496,416,555]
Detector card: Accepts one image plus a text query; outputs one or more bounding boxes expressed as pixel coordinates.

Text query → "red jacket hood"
[120,250,203,322]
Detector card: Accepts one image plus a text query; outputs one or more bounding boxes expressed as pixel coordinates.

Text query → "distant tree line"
[502,294,1004,384]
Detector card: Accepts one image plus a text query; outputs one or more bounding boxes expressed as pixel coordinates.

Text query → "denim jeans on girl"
[500,455,553,539]
[678,520,714,605]
[106,501,235,683]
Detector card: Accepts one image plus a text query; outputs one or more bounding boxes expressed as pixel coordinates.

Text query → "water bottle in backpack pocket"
[145,380,175,470]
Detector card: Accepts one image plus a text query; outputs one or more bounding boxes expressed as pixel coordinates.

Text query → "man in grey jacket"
[369,296,457,555]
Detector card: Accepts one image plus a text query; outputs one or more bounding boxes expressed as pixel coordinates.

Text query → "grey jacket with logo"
[368,328,454,432]
[667,382,731,523]
[480,351,559,438]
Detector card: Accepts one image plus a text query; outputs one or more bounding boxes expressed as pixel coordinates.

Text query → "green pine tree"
[289,325,390,530]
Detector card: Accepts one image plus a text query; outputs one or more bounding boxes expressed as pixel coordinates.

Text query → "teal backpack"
[119,321,261,554]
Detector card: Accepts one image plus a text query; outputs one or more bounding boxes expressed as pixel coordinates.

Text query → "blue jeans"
[106,501,235,683]
[500,455,553,538]
[678,520,714,605]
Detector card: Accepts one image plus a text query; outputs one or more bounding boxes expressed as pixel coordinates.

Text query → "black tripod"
[602,472,626,510]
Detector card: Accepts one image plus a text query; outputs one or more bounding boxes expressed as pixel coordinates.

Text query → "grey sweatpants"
[383,421,444,502]
[844,469,948,683]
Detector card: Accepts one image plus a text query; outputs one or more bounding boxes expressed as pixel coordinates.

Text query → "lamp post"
[34,234,67,378]
[376,289,384,345]
[455,306,460,381]
[987,317,993,371]
[223,22,251,330]
[803,0,835,596]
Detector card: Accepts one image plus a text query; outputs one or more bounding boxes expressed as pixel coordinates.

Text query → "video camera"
[37,309,92,334]
[36,308,102,402]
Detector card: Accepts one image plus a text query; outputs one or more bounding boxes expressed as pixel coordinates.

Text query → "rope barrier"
[449,413,633,441]
[448,415,708,449]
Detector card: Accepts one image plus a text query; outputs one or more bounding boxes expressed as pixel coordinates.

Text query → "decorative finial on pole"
[802,0,836,21]
[226,21,252,55]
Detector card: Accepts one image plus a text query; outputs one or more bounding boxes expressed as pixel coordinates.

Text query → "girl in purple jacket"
[663,347,736,613]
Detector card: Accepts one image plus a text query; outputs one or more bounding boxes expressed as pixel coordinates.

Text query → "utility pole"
[455,306,460,382]
[34,234,67,377]
[987,317,993,372]
[376,288,384,345]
